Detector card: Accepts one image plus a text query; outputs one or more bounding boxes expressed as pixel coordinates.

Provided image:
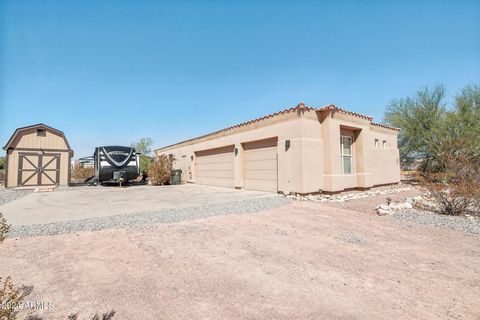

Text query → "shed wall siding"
[11,129,69,150]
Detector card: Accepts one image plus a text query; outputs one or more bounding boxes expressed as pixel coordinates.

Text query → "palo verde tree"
[384,84,447,171]
[384,84,480,215]
[130,137,154,172]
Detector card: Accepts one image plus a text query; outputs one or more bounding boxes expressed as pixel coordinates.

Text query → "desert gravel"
[54,185,104,192]
[0,187,33,205]
[8,196,293,238]
[390,209,480,235]
[322,188,480,235]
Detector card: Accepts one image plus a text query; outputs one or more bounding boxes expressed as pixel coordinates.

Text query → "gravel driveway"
[8,196,292,237]
[0,184,283,226]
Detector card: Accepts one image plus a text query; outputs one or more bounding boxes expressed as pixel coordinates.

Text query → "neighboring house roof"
[3,123,74,154]
[155,103,400,152]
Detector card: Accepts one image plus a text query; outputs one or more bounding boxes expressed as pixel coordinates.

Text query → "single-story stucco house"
[155,103,400,194]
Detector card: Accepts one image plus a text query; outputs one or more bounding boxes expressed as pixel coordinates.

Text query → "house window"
[36,129,46,137]
[340,135,353,174]
[383,140,387,148]
[375,139,379,148]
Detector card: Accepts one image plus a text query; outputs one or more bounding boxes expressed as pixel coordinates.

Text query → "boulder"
[413,197,441,213]
[376,208,391,216]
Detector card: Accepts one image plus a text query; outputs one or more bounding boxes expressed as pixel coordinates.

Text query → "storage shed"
[3,124,74,188]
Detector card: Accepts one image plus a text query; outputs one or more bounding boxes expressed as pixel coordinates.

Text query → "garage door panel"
[244,179,277,192]
[197,177,233,188]
[195,162,233,171]
[245,169,277,181]
[195,146,234,188]
[196,154,232,164]
[243,139,278,192]
[244,159,277,170]
[244,148,277,160]
[196,169,233,179]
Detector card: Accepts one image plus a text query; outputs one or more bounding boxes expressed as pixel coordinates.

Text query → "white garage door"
[243,138,278,192]
[195,145,235,188]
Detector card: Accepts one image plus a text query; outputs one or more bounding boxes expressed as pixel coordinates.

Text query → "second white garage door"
[195,145,235,188]
[243,138,278,192]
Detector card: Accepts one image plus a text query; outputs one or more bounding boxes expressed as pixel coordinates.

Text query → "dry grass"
[422,156,480,215]
[148,155,176,185]
[71,165,94,182]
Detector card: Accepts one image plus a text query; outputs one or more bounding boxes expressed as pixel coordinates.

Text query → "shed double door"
[18,152,60,186]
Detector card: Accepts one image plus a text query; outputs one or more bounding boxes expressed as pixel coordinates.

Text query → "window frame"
[36,129,46,137]
[340,135,353,175]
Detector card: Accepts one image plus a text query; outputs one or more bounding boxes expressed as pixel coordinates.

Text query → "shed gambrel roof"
[155,103,400,152]
[3,123,73,154]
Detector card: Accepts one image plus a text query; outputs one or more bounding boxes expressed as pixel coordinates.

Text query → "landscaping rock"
[287,186,416,204]
[413,197,441,213]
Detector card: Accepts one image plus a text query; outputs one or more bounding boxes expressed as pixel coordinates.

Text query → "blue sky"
[1,0,479,158]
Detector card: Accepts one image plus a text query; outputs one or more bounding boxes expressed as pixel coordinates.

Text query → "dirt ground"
[1,191,479,320]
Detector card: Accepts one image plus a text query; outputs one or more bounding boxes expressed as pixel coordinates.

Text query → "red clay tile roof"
[155,103,398,151]
[370,122,401,131]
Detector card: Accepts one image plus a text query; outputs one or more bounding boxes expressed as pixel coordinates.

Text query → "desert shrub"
[148,155,176,185]
[71,165,95,182]
[0,214,25,320]
[0,213,116,320]
[0,220,24,320]
[0,276,26,320]
[0,213,10,244]
[68,310,115,320]
[0,157,5,170]
[422,154,480,216]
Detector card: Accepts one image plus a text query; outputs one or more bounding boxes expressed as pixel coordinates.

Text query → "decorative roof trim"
[370,122,401,131]
[155,103,398,152]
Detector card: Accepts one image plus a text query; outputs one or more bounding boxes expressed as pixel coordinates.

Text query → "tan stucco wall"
[155,109,400,193]
[5,128,71,188]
